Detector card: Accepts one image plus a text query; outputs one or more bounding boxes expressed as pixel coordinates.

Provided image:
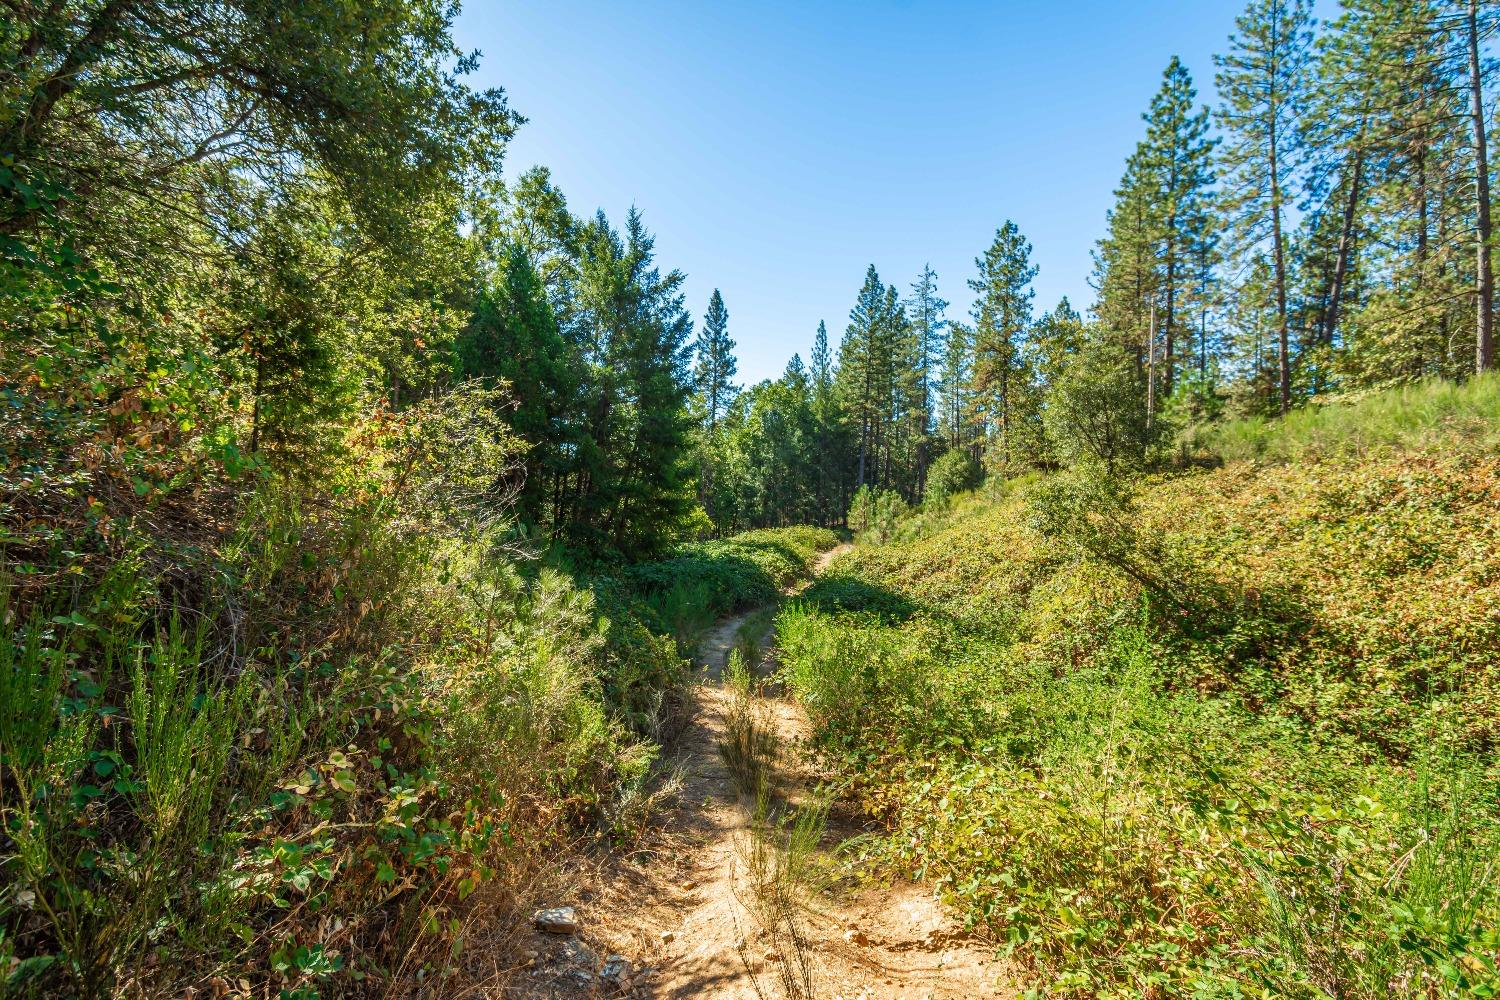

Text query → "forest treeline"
[7,2,1497,552]
[699,0,1500,533]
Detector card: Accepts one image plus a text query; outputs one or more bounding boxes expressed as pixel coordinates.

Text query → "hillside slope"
[776,382,1500,997]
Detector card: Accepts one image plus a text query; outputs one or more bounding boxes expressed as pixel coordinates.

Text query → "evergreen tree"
[1140,57,1217,397]
[566,208,695,557]
[1093,146,1162,378]
[693,288,738,531]
[457,244,579,529]
[905,264,948,493]
[694,289,739,435]
[839,266,891,490]
[809,320,849,524]
[968,222,1039,469]
[937,318,976,452]
[1216,0,1315,414]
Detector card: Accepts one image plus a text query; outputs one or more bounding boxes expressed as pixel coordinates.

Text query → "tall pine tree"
[969,222,1039,469]
[1216,0,1314,414]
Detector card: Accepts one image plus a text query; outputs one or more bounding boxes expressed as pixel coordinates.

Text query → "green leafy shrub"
[1042,333,1152,473]
[625,526,840,650]
[924,449,983,506]
[0,383,693,998]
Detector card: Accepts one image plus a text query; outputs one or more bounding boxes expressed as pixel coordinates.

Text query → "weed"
[719,652,780,800]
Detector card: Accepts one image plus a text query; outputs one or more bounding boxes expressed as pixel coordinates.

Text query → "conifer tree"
[693,288,738,530]
[1141,57,1217,396]
[458,244,579,529]
[938,318,976,453]
[1216,0,1314,414]
[1094,147,1162,371]
[839,266,890,489]
[694,289,738,436]
[906,264,948,492]
[968,222,1038,469]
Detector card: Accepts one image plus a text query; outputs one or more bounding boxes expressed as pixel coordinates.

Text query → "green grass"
[626,526,841,650]
[1199,372,1500,464]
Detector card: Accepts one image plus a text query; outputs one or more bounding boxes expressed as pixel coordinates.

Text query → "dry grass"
[734,788,831,1000]
[718,651,781,800]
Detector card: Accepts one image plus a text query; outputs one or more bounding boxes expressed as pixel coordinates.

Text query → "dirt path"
[502,546,1012,999]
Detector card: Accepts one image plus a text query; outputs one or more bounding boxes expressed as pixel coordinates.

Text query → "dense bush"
[846,486,908,543]
[923,450,983,506]
[776,394,1500,996]
[1041,333,1152,473]
[0,386,688,998]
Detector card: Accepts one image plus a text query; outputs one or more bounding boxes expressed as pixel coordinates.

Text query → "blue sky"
[456,1,1272,384]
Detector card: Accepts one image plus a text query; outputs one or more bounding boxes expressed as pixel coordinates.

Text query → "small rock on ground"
[532,906,580,934]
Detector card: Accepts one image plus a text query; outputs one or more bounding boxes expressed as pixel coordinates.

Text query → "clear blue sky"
[455,1,1280,385]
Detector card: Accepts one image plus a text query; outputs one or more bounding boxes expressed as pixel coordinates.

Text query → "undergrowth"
[777,379,1500,997]
[627,527,840,650]
[0,364,835,999]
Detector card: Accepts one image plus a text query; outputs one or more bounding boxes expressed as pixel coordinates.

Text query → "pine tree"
[968,222,1039,469]
[905,264,948,493]
[692,288,738,531]
[1460,0,1496,371]
[567,207,695,557]
[1216,0,1314,414]
[808,319,848,524]
[457,243,579,529]
[694,289,738,436]
[1140,57,1217,397]
[937,318,975,452]
[1093,146,1162,373]
[839,266,890,490]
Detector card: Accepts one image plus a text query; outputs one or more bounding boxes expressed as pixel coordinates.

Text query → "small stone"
[682,879,698,891]
[532,906,580,934]
[659,930,676,944]
[843,928,869,946]
[602,955,632,981]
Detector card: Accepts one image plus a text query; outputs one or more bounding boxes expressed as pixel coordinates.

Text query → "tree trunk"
[1146,302,1157,430]
[1323,145,1365,352]
[1270,159,1291,415]
[1469,0,1495,372]
[1268,26,1291,415]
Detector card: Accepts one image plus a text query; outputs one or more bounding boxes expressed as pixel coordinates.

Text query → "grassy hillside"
[777,378,1500,997]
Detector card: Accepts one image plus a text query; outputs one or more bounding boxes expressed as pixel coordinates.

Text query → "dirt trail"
[503,545,1012,999]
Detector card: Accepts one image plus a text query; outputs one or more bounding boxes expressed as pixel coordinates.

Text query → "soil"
[490,546,1014,999]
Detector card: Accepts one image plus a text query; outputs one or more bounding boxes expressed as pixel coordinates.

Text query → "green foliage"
[845,486,908,543]
[1042,333,1152,474]
[0,375,700,996]
[626,527,840,648]
[1201,372,1500,465]
[922,449,982,506]
[774,396,1500,996]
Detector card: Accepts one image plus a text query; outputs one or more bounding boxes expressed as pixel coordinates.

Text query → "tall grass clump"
[719,651,779,800]
[736,789,830,1000]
